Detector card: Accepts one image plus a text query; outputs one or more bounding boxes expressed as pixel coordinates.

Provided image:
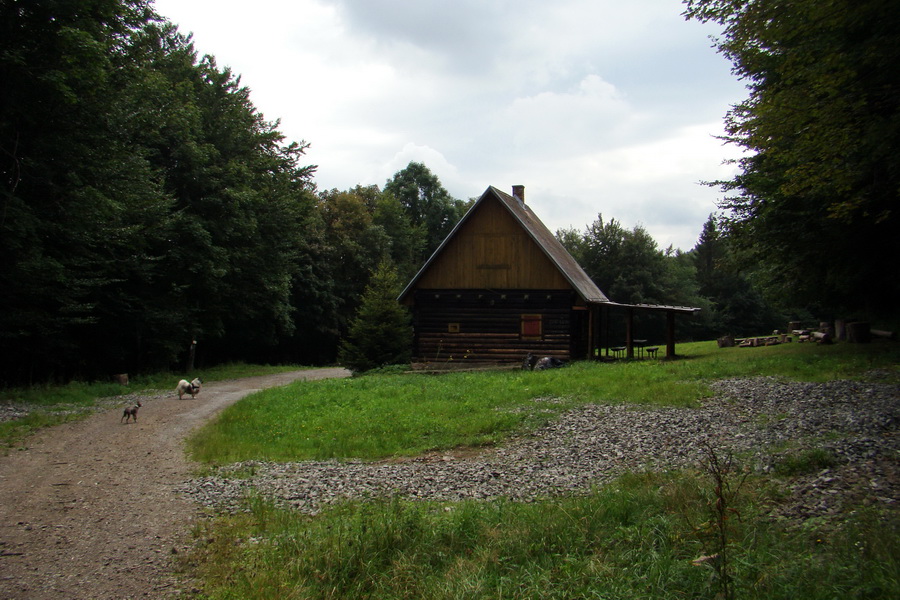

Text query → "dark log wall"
[411,289,577,364]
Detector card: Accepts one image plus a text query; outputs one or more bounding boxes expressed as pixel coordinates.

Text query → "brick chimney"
[512,185,525,203]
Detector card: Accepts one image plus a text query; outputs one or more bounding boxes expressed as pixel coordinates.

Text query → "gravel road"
[0,368,350,600]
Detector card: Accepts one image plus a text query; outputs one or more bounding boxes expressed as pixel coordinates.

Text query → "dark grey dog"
[121,401,142,424]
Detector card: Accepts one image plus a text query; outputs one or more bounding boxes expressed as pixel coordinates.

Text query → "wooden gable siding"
[415,197,571,291]
[411,289,576,363]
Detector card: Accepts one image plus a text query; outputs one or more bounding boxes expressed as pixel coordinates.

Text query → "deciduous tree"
[684,0,900,316]
[383,162,468,261]
[0,2,324,383]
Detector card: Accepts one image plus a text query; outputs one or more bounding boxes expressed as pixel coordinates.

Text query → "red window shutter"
[521,314,542,338]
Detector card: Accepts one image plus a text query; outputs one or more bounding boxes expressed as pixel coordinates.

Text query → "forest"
[2,0,897,385]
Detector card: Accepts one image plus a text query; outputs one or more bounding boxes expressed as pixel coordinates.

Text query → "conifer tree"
[338,261,412,373]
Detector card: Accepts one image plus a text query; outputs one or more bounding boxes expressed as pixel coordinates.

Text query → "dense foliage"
[684,0,900,317]
[1,1,324,383]
[558,216,781,342]
[692,215,783,337]
[6,0,883,384]
[382,161,470,264]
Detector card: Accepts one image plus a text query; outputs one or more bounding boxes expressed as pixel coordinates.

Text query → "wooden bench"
[610,346,626,359]
[645,347,659,359]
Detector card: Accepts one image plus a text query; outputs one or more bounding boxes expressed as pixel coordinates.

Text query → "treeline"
[3,1,312,383]
[684,0,900,319]
[0,1,466,384]
[4,0,895,385]
[558,213,783,345]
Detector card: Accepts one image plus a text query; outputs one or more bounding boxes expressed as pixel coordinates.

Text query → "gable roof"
[399,186,610,304]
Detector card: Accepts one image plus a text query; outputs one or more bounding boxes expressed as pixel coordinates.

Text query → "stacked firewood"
[717,320,895,349]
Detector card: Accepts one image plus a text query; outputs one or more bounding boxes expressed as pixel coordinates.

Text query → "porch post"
[666,310,676,358]
[604,306,610,358]
[587,306,595,360]
[626,307,635,359]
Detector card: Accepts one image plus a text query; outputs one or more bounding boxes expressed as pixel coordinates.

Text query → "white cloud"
[489,75,640,159]
[376,142,461,189]
[152,0,746,250]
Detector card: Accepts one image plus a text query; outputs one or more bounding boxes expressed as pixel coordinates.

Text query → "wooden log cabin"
[399,185,700,366]
[398,185,605,365]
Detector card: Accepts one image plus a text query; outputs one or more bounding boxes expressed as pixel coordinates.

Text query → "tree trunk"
[847,322,871,343]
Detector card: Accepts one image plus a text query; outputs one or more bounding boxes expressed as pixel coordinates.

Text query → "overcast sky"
[152,0,747,251]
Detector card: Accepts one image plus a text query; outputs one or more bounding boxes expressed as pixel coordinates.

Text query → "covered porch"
[581,301,701,361]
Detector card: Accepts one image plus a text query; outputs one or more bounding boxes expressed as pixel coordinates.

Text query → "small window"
[448,323,460,333]
[521,314,543,339]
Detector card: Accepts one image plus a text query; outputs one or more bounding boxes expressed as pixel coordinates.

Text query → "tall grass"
[183,471,900,600]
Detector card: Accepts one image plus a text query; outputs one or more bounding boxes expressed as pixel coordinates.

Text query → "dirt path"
[0,368,350,600]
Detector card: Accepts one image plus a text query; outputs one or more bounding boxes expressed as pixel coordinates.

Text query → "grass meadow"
[185,340,900,464]
[179,340,900,599]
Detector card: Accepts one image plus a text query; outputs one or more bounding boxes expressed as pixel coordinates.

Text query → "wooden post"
[186,339,197,372]
[626,307,634,359]
[605,305,611,358]
[666,310,676,358]
[587,306,595,360]
[835,320,847,341]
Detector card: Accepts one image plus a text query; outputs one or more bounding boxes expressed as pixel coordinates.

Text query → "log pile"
[722,320,897,350]
[734,330,793,347]
[793,330,832,344]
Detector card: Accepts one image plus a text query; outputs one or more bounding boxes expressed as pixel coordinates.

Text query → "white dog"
[176,377,202,399]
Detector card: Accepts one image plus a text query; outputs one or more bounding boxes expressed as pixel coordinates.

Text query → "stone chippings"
[181,375,899,521]
[0,393,167,423]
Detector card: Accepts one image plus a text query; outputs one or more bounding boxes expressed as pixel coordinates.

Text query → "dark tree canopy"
[690,215,781,337]
[561,216,686,306]
[0,0,324,383]
[316,186,393,335]
[684,0,900,317]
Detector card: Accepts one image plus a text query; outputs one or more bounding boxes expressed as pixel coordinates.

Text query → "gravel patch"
[181,375,899,521]
[0,393,169,424]
[0,404,31,422]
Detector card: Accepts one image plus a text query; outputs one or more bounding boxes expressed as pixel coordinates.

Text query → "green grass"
[186,360,710,464]
[5,340,900,597]
[182,471,900,600]
[178,339,900,599]
[186,340,900,464]
[671,339,900,382]
[0,362,306,449]
[772,447,839,476]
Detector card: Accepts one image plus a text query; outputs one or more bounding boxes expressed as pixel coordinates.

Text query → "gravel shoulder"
[0,368,350,600]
